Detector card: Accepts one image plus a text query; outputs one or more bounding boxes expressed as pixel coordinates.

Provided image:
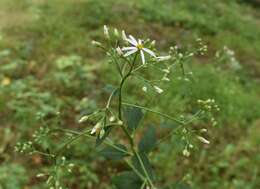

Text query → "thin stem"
[56,129,133,156]
[117,54,138,148]
[106,88,118,109]
[122,102,185,125]
[118,54,138,119]
[134,151,156,189]
[125,159,146,181]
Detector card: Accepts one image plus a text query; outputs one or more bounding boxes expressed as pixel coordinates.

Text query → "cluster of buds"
[15,141,33,154]
[196,38,207,55]
[197,98,220,112]
[32,126,50,143]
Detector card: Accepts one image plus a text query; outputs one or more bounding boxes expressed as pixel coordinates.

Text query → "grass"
[0,0,260,188]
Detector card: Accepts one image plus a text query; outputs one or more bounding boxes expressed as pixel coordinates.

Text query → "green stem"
[122,102,185,125]
[134,151,156,189]
[117,54,138,148]
[106,88,118,109]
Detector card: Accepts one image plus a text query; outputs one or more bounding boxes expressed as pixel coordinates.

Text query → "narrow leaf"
[138,125,156,153]
[123,107,143,132]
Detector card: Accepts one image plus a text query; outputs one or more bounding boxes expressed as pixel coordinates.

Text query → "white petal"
[128,35,138,46]
[124,49,138,57]
[140,50,145,64]
[122,47,137,51]
[138,39,142,45]
[143,48,156,57]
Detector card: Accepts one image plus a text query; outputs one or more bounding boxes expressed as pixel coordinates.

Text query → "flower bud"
[103,25,109,38]
[122,30,127,41]
[78,115,89,123]
[116,47,123,56]
[154,85,163,94]
[114,28,119,37]
[197,136,210,144]
[142,86,147,92]
[91,40,101,47]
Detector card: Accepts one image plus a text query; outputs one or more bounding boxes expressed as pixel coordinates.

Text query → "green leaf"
[123,107,143,132]
[95,126,112,146]
[138,125,156,153]
[112,171,142,189]
[99,144,128,160]
[132,152,154,180]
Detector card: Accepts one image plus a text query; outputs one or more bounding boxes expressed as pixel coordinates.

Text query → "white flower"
[142,86,147,92]
[122,35,156,64]
[157,55,171,62]
[153,85,163,94]
[109,116,116,122]
[182,149,190,157]
[103,25,109,38]
[197,136,210,144]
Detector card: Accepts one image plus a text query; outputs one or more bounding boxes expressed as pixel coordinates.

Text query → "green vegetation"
[0,0,259,188]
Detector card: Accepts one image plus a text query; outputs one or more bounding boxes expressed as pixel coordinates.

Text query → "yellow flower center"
[137,43,143,50]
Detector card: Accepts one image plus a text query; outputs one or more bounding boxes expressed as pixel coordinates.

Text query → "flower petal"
[140,50,145,64]
[138,39,142,45]
[124,49,138,57]
[143,48,156,57]
[122,47,137,51]
[128,35,138,46]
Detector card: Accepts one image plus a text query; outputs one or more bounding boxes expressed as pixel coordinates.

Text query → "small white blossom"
[197,136,210,144]
[182,149,190,157]
[109,116,116,122]
[122,35,156,64]
[142,86,147,92]
[153,85,163,94]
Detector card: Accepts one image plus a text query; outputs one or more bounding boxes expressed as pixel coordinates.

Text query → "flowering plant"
[16,25,218,189]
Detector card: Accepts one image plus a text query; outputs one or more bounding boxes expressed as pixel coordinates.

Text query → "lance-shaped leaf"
[123,106,143,132]
[99,144,128,160]
[112,171,142,189]
[138,125,156,153]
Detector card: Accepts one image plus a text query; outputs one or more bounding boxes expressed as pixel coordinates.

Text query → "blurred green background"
[0,0,260,188]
